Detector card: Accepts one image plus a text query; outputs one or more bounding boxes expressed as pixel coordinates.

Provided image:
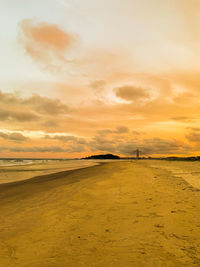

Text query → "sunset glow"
[1,0,200,158]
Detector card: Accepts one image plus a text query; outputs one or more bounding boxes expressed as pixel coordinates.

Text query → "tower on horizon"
[136,149,140,159]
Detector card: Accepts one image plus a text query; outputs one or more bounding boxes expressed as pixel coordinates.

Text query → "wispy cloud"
[18,18,78,72]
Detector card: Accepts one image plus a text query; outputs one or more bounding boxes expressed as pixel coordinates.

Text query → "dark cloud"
[186,127,200,132]
[0,91,69,115]
[171,116,193,122]
[116,138,190,156]
[44,134,87,144]
[0,146,6,152]
[97,126,129,136]
[88,135,116,153]
[89,142,116,153]
[114,85,150,102]
[186,132,200,143]
[66,144,86,153]
[23,94,69,115]
[12,111,39,122]
[0,133,191,156]
[0,108,39,122]
[132,130,141,135]
[9,146,68,153]
[0,109,11,120]
[136,138,190,155]
[115,125,129,133]
[0,90,69,125]
[92,135,115,145]
[0,132,28,142]
[1,144,87,153]
[89,135,190,156]
[96,129,113,135]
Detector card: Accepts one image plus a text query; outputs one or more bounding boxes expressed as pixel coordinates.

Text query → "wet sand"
[0,160,200,266]
[0,160,99,184]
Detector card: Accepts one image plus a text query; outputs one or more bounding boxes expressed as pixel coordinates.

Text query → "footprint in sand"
[154,224,164,228]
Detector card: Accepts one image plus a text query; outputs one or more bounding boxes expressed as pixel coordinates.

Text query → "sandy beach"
[0,160,200,266]
[0,160,99,184]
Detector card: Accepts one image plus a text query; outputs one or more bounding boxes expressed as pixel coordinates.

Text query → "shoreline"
[1,158,199,188]
[0,159,101,185]
[0,161,105,189]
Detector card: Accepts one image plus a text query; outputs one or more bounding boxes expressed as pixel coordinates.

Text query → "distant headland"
[82,154,200,161]
[82,154,120,159]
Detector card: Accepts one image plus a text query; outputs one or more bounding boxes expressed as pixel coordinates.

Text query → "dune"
[0,160,200,266]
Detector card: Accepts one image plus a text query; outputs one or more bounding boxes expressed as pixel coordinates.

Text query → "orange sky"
[1,0,200,158]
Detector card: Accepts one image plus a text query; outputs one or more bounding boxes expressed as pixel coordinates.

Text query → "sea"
[0,159,100,184]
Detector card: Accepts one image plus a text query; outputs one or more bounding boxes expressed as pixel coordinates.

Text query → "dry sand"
[0,160,200,266]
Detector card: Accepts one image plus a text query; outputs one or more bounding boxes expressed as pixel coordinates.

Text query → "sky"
[1,0,200,158]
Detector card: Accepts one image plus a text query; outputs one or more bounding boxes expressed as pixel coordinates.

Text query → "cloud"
[114,85,150,102]
[88,134,116,152]
[0,91,69,125]
[88,133,190,156]
[171,116,194,123]
[44,134,86,144]
[23,94,69,115]
[19,19,77,71]
[90,80,106,91]
[115,125,129,134]
[0,146,6,152]
[9,146,68,153]
[96,129,113,135]
[132,130,141,135]
[0,144,87,154]
[0,128,192,156]
[186,127,200,132]
[90,80,106,97]
[42,119,59,128]
[116,138,191,156]
[0,108,39,122]
[0,131,28,142]
[136,138,190,155]
[89,141,116,153]
[97,126,129,136]
[66,144,87,153]
[186,132,200,143]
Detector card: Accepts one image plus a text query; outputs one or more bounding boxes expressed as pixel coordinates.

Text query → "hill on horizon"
[83,154,120,160]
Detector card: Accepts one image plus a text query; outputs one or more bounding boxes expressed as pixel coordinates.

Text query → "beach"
[0,160,200,266]
[0,160,99,184]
